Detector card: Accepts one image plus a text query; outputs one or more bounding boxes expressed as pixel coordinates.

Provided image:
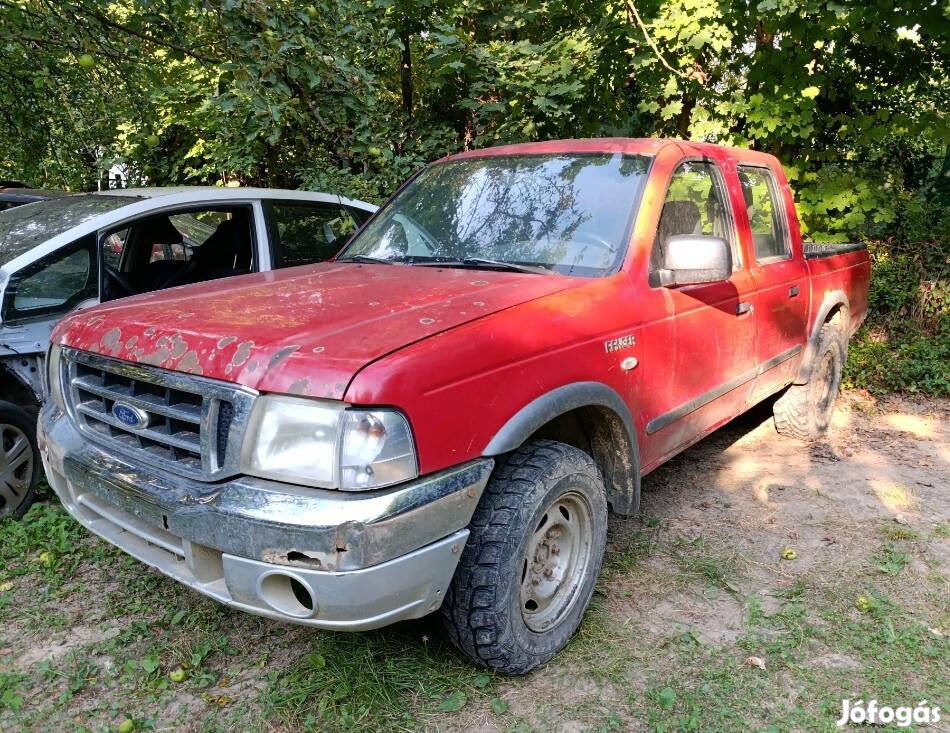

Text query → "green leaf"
[490,697,508,714]
[435,691,467,712]
[473,674,491,688]
[140,655,160,674]
[801,86,820,99]
[657,686,676,710]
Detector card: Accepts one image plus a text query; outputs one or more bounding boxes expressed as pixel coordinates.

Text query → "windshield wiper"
[336,254,398,265]
[413,258,552,275]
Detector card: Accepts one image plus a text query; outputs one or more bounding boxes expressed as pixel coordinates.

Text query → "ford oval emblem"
[111,402,149,430]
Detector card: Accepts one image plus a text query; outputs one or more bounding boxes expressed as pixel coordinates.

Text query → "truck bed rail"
[803,242,867,259]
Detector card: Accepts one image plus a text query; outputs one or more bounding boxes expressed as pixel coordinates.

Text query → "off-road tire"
[773,322,846,440]
[0,401,40,520]
[442,440,608,674]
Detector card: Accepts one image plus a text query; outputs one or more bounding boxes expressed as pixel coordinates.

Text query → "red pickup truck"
[39,138,869,673]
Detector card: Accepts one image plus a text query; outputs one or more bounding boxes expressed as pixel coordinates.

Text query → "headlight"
[46,344,65,411]
[241,395,343,487]
[240,395,418,491]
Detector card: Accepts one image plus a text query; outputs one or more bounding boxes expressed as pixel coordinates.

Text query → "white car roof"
[94,186,368,204]
[0,187,377,278]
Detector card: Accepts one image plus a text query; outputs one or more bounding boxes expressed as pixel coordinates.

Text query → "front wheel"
[442,440,608,674]
[0,401,40,520]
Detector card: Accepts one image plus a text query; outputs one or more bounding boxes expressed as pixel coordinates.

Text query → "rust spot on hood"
[267,345,299,371]
[169,334,188,358]
[288,378,310,395]
[101,328,122,356]
[178,350,203,375]
[225,340,255,374]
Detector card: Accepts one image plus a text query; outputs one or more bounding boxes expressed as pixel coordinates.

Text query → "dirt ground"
[1,390,947,732]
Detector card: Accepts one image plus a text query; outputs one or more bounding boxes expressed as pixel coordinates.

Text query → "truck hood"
[54,262,581,400]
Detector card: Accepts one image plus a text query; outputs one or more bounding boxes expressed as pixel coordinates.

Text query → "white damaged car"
[0,187,375,518]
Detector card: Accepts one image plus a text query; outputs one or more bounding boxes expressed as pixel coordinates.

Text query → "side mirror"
[656,235,732,287]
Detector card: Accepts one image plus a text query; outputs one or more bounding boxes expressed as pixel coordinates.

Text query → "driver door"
[638,155,758,467]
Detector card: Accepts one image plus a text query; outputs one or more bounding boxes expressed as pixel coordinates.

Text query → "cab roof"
[442,137,777,165]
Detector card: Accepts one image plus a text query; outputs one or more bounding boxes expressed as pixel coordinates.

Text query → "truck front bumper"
[38,405,492,630]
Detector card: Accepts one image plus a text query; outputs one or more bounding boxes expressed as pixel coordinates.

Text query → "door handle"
[789,285,800,297]
[736,301,752,315]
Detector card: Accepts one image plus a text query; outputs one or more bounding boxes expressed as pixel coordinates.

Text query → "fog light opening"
[290,578,313,610]
[258,572,316,618]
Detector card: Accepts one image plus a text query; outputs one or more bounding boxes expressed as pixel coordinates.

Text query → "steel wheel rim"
[519,489,594,632]
[0,423,33,518]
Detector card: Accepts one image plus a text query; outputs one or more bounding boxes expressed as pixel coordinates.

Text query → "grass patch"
[670,536,741,595]
[262,627,493,731]
[870,542,912,575]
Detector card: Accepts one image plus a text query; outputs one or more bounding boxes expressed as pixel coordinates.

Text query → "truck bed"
[803,242,867,259]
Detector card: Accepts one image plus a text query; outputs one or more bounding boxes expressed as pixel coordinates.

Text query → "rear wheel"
[773,322,845,440]
[442,440,608,674]
[0,401,39,520]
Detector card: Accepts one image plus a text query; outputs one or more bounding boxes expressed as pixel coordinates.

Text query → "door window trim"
[737,164,792,264]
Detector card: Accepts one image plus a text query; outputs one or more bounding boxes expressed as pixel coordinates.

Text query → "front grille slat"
[61,348,257,482]
[71,375,203,424]
[74,403,202,453]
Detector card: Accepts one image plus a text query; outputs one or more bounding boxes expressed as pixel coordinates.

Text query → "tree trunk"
[400,30,413,118]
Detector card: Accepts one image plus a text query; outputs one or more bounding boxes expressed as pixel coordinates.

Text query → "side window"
[651,160,739,275]
[269,202,359,268]
[3,235,97,322]
[98,207,254,303]
[738,166,790,261]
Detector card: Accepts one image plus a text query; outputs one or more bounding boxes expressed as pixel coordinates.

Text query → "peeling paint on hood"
[53,262,583,400]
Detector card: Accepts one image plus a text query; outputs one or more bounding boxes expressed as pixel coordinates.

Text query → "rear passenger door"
[266,200,368,268]
[738,164,808,399]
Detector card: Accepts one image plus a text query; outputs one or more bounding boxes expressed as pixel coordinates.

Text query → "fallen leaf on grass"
[744,656,767,671]
[491,697,508,714]
[435,691,466,712]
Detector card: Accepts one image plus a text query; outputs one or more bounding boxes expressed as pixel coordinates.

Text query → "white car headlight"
[46,344,65,411]
[241,395,418,491]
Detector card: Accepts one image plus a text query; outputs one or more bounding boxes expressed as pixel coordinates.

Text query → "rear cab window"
[738,166,791,262]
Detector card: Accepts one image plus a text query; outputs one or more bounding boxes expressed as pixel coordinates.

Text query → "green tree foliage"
[0,0,947,389]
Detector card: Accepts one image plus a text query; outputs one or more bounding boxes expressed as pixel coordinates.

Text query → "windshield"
[340,153,651,277]
[0,194,140,267]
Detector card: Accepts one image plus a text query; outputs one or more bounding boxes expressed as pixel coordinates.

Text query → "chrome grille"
[61,347,256,481]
